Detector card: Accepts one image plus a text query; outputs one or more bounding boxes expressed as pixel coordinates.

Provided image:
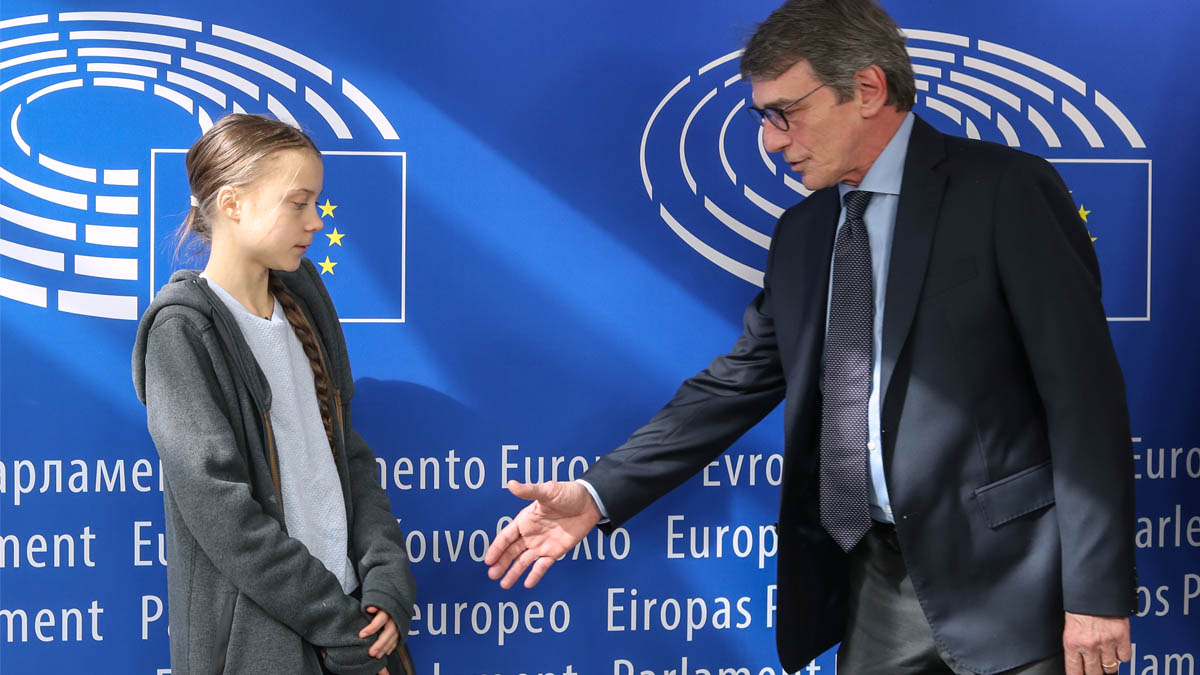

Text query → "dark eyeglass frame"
[745,83,827,131]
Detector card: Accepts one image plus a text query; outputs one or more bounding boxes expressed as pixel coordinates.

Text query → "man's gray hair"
[741,0,916,112]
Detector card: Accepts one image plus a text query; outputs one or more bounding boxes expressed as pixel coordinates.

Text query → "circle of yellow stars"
[317,198,342,274]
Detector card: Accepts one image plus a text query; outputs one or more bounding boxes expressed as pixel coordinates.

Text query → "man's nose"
[761,123,789,153]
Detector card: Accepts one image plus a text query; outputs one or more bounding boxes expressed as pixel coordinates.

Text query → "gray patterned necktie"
[819,189,875,552]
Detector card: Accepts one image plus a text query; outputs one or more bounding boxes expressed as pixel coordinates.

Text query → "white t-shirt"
[203,275,358,594]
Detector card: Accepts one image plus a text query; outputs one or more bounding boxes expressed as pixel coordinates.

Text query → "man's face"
[751,60,869,190]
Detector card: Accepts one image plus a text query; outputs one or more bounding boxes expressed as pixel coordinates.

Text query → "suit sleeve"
[992,156,1136,616]
[342,402,416,636]
[582,246,788,529]
[144,314,387,675]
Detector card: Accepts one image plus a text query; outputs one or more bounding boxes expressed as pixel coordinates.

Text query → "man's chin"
[798,173,831,191]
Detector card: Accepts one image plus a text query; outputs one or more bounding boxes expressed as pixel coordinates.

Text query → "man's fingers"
[508,480,551,502]
[524,555,557,588]
[1099,647,1121,674]
[1114,620,1132,663]
[1066,650,1085,675]
[1065,613,1131,675]
[498,548,539,589]
[1081,646,1103,675]
[485,541,517,575]
[485,515,527,566]
[1102,629,1130,674]
[486,529,528,579]
[485,483,575,587]
[499,547,540,590]
[487,556,514,580]
[487,535,539,582]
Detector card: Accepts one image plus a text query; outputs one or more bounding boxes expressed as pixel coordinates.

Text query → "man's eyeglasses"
[745,83,827,131]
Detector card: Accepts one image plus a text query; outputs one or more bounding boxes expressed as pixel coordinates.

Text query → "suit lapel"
[880,116,948,403]
[775,187,840,509]
[790,188,841,361]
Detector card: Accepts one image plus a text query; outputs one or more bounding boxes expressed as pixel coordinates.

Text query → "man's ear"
[854,64,890,118]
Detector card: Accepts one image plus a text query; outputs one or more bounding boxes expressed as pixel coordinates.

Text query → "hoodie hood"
[132,268,272,408]
[132,259,353,408]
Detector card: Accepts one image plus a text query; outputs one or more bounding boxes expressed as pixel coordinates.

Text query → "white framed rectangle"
[150,148,406,324]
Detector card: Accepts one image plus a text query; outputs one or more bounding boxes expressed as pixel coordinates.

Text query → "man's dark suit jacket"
[582,116,1135,675]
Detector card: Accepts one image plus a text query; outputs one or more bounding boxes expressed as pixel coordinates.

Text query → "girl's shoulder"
[133,271,224,403]
[139,271,216,334]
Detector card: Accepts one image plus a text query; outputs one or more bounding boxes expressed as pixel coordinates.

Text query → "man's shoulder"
[779,186,839,221]
[939,131,1053,178]
[768,187,840,249]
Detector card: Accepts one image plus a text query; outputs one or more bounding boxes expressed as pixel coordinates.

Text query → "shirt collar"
[838,111,915,200]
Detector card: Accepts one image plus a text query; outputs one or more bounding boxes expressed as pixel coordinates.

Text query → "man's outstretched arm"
[485,227,790,589]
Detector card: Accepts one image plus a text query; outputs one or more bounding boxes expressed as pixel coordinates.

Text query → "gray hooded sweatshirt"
[132,258,416,675]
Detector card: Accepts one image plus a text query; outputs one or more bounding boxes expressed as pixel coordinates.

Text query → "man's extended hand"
[484,480,602,589]
[1064,611,1131,675]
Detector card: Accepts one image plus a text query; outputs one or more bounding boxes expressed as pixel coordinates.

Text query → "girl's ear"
[217,185,241,222]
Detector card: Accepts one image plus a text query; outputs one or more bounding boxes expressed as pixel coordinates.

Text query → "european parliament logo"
[0,10,405,323]
[640,30,1151,321]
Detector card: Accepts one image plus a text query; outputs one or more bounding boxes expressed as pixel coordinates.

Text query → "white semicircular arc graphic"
[639,29,1148,290]
[0,10,403,320]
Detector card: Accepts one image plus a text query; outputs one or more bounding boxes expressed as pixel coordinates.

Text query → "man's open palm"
[484,480,602,588]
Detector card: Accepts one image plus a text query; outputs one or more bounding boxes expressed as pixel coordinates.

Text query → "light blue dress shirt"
[828,111,915,524]
[580,113,917,524]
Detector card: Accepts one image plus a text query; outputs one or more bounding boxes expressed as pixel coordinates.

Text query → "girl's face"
[230,148,325,272]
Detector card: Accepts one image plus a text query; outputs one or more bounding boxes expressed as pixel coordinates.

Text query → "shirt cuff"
[575,479,610,524]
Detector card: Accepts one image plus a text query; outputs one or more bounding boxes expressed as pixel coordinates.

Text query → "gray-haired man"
[486,1,1135,673]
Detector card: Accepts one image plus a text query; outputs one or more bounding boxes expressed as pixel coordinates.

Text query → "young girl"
[133,114,416,675]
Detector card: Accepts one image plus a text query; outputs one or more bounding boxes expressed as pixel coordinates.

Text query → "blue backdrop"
[1,2,1196,673]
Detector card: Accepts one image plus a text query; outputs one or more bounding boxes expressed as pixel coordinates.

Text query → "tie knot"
[843,190,872,222]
